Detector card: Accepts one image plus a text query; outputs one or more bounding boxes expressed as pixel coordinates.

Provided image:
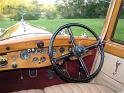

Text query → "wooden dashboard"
[0,36,96,71]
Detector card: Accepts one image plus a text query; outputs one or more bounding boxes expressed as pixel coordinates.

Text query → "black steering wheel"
[48,23,104,83]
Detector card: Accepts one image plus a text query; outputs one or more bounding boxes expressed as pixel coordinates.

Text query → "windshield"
[0,0,110,41]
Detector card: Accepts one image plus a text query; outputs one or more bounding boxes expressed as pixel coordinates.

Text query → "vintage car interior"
[0,0,124,93]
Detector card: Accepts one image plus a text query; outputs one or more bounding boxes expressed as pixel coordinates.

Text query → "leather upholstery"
[11,83,115,93]
[11,89,44,93]
[44,83,115,93]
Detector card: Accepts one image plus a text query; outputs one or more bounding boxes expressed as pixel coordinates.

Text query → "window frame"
[102,0,124,58]
[111,0,124,45]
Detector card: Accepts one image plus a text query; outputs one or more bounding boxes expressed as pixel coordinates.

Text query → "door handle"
[113,60,122,75]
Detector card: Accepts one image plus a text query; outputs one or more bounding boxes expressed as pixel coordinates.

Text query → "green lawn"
[0,19,123,43]
[27,19,104,35]
[0,19,105,35]
[0,20,17,29]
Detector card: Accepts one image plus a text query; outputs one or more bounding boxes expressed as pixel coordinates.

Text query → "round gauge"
[20,50,30,60]
[0,59,8,67]
[59,47,65,53]
[40,49,46,54]
[41,57,46,62]
[33,57,39,63]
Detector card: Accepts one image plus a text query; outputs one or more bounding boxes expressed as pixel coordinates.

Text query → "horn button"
[72,46,87,57]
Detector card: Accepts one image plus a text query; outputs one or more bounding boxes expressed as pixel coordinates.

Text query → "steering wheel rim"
[48,23,104,83]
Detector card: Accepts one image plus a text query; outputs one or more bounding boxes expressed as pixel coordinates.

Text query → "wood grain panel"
[0,47,95,71]
[0,36,96,54]
[105,41,124,58]
[0,47,70,71]
[104,0,122,41]
[0,36,96,71]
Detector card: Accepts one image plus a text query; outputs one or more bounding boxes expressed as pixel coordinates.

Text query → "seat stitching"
[76,84,86,93]
[52,86,58,93]
[95,85,103,93]
[45,86,57,93]
[67,84,77,93]
[60,85,68,93]
[86,84,95,93]
[74,84,85,93]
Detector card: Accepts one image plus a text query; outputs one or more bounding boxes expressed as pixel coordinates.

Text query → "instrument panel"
[0,46,70,71]
[0,36,96,71]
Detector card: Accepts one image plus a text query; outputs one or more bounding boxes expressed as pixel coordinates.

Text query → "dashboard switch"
[12,63,17,68]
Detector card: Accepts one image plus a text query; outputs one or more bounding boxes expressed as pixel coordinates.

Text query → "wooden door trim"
[105,41,124,58]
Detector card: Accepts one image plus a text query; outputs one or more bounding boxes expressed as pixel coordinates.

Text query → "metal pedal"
[29,69,37,78]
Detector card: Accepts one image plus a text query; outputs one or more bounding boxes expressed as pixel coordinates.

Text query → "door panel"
[94,52,124,92]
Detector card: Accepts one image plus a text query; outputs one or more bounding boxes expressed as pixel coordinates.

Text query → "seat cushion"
[11,89,44,93]
[44,83,115,93]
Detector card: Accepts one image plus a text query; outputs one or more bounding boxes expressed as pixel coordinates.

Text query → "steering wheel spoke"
[86,43,98,51]
[79,57,90,78]
[52,53,73,63]
[67,27,76,47]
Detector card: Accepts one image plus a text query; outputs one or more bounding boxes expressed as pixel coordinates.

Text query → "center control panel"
[0,46,71,71]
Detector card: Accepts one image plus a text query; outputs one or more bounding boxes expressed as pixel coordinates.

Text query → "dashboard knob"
[12,63,17,68]
[37,41,44,48]
[59,47,65,53]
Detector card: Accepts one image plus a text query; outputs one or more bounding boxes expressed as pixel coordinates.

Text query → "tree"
[0,0,43,20]
[55,0,111,18]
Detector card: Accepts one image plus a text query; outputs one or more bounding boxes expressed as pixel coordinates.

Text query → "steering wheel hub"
[72,46,87,57]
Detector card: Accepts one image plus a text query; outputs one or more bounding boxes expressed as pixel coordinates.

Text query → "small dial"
[33,57,39,63]
[41,57,46,62]
[59,47,65,53]
[20,50,30,60]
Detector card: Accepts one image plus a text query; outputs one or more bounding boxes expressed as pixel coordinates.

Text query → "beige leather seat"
[11,89,44,93]
[11,83,115,93]
[44,83,115,93]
